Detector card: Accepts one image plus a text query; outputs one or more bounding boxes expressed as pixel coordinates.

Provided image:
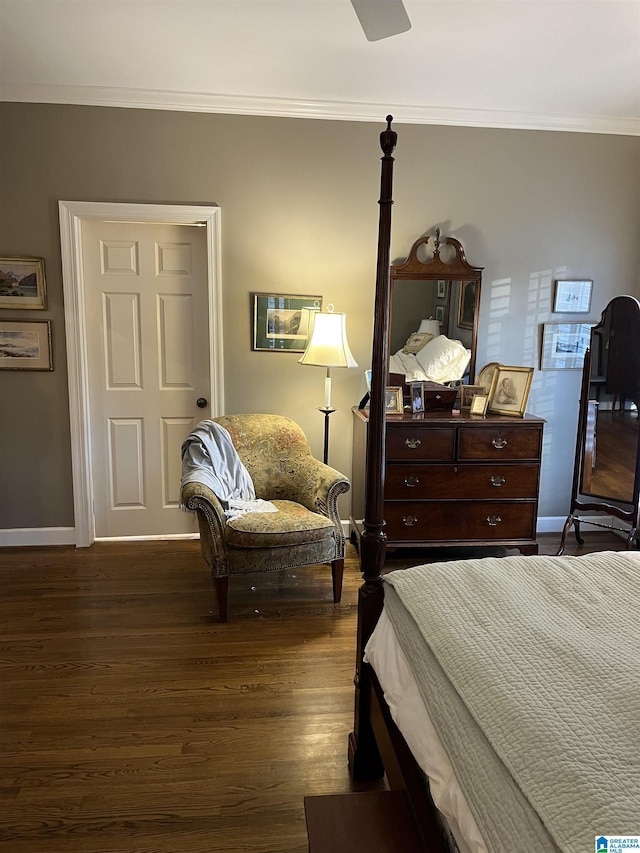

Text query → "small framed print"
[470,394,489,416]
[541,322,592,369]
[0,319,53,370]
[252,292,322,352]
[385,386,404,414]
[437,280,446,298]
[553,280,593,314]
[435,305,445,325]
[0,256,47,309]
[460,384,485,408]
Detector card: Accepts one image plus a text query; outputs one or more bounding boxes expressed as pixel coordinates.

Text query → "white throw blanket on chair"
[181,420,278,519]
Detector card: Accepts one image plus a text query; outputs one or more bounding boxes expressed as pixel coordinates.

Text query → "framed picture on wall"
[553,280,592,313]
[541,322,592,369]
[252,292,322,352]
[435,305,445,325]
[0,320,53,370]
[0,256,47,309]
[437,280,446,298]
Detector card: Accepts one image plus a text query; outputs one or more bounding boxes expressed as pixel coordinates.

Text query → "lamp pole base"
[317,406,336,465]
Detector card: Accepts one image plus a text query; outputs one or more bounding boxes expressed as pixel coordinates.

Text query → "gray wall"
[1,102,639,534]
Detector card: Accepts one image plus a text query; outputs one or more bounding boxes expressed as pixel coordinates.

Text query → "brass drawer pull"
[491,436,508,449]
[404,437,421,449]
[486,514,502,527]
[402,515,419,526]
[490,475,506,487]
[404,475,420,487]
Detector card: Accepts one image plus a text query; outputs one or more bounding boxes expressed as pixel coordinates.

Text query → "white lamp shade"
[417,318,441,336]
[298,311,358,368]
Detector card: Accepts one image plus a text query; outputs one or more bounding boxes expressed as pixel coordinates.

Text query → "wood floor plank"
[0,532,626,851]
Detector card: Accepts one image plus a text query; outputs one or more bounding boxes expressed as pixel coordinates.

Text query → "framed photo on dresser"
[487,365,534,417]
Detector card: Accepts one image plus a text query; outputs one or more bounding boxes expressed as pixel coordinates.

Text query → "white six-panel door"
[81,220,209,537]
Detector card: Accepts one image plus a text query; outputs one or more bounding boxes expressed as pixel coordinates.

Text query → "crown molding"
[2,83,639,137]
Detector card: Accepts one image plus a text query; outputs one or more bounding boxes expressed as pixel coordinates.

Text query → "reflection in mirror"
[558,295,640,554]
[388,229,483,388]
[580,301,639,504]
[581,403,637,502]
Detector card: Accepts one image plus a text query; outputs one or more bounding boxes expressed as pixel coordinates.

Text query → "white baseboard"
[0,529,203,547]
[0,527,76,547]
[536,516,567,533]
[94,533,200,543]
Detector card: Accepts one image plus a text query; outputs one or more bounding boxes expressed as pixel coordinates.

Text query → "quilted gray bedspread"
[383,551,640,853]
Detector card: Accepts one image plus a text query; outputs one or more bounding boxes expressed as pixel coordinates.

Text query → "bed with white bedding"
[388,333,471,384]
[363,552,640,853]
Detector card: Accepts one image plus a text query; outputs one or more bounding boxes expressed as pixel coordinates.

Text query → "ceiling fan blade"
[350,0,411,41]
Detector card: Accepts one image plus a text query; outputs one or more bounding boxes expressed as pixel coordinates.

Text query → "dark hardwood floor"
[0,531,627,852]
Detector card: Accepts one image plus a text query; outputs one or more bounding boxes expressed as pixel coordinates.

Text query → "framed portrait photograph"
[0,256,47,309]
[470,393,489,416]
[252,292,322,352]
[410,381,425,413]
[487,365,534,417]
[0,320,53,370]
[457,280,476,329]
[541,322,592,370]
[553,280,593,314]
[437,280,446,298]
[460,384,485,409]
[385,386,404,415]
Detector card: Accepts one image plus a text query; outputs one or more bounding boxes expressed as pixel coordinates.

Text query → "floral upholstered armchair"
[180,414,351,622]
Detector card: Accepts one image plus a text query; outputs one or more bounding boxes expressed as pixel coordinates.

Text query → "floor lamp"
[298,305,357,464]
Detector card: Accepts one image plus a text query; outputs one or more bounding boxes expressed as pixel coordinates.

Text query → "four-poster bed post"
[348,116,396,779]
[346,118,448,853]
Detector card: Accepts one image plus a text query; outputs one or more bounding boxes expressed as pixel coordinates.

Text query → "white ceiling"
[1,0,639,135]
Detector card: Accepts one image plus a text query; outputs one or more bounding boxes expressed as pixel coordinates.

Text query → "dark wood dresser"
[351,407,544,554]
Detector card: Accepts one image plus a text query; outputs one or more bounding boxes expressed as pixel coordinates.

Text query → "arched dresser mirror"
[388,228,483,395]
[558,295,640,553]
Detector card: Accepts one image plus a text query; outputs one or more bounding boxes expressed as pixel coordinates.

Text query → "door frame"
[59,201,223,547]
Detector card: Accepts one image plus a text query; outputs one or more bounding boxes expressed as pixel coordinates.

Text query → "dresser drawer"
[385,464,540,500]
[458,426,542,461]
[384,500,537,542]
[386,427,455,461]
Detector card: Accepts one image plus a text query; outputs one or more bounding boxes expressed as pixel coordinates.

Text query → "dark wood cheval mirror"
[387,228,483,400]
[558,294,640,553]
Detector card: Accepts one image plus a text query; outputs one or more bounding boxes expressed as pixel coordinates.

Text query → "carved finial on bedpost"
[380,115,397,155]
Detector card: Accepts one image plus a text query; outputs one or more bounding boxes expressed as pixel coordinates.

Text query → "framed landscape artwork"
[0,320,53,370]
[252,293,322,352]
[0,256,47,309]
